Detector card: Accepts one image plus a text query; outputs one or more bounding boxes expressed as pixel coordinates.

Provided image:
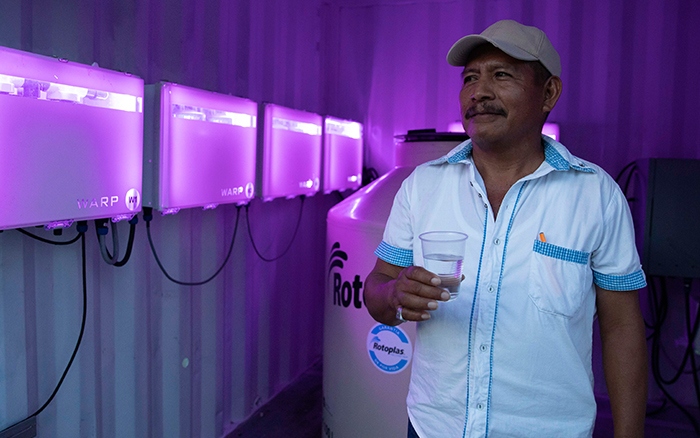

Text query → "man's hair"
[530,61,552,87]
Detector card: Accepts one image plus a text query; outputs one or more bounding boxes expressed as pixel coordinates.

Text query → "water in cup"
[419,231,468,302]
[423,253,463,301]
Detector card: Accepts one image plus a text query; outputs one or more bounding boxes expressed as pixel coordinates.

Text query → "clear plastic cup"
[419,231,468,302]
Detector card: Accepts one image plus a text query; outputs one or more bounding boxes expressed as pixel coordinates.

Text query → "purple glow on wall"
[542,122,560,141]
[0,45,144,230]
[144,82,257,211]
[323,117,363,194]
[258,104,322,201]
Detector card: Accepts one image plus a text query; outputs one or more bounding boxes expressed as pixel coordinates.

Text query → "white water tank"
[323,131,469,438]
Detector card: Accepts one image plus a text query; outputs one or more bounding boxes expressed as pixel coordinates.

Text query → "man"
[364,20,648,438]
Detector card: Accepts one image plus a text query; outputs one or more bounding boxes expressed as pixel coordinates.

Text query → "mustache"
[464,104,507,119]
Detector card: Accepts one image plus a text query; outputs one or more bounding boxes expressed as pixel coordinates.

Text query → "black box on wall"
[640,158,700,278]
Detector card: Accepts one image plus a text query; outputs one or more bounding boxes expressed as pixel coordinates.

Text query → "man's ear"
[542,76,562,113]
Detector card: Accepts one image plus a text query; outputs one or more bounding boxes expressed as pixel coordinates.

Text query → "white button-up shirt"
[375,136,646,438]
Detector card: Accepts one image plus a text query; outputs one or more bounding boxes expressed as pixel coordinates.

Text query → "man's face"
[459,45,547,147]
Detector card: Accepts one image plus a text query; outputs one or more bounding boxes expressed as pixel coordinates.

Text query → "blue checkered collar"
[427,135,596,174]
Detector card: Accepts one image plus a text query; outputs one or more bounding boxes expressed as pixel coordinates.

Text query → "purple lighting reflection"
[542,122,559,141]
[323,117,363,194]
[144,83,258,212]
[0,45,144,230]
[258,104,323,201]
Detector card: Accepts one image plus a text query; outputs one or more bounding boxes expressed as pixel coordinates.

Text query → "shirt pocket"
[527,239,592,318]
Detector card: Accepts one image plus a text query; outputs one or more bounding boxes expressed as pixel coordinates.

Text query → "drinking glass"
[419,231,468,302]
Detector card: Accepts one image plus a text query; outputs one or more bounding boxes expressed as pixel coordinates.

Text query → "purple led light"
[160,207,180,216]
[260,104,323,200]
[447,121,465,133]
[44,219,74,230]
[201,203,219,210]
[542,122,560,141]
[145,83,258,211]
[323,116,363,194]
[111,213,135,223]
[0,45,144,231]
[150,83,258,211]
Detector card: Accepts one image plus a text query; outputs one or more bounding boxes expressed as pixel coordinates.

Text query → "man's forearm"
[600,319,648,438]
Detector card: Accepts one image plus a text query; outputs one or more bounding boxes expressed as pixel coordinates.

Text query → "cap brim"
[446,35,539,66]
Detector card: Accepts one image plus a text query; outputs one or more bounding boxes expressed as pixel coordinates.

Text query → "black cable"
[645,398,667,417]
[245,196,305,262]
[614,161,637,184]
[96,220,119,265]
[622,164,638,198]
[112,219,137,267]
[0,232,87,433]
[145,206,241,286]
[655,280,700,385]
[684,280,700,414]
[99,217,138,267]
[648,276,700,434]
[16,228,81,245]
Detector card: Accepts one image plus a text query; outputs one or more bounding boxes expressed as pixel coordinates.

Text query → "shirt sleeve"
[374,173,415,267]
[590,183,647,291]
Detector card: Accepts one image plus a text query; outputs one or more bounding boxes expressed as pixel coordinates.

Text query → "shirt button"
[494,238,501,245]
[487,285,495,293]
[478,193,483,198]
[470,181,474,187]
[480,344,488,352]
[476,403,485,410]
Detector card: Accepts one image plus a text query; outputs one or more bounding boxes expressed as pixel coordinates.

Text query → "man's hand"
[363,258,451,326]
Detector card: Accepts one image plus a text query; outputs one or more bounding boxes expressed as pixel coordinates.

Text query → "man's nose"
[471,79,494,101]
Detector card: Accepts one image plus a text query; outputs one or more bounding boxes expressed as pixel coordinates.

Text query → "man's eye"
[495,71,511,78]
[463,75,476,84]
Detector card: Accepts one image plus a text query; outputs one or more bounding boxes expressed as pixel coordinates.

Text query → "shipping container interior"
[1,0,699,437]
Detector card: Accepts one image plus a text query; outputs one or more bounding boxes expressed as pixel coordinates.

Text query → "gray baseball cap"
[446,20,561,77]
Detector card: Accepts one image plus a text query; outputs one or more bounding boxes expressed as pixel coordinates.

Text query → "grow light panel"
[323,117,363,193]
[0,45,144,230]
[257,104,322,201]
[143,83,257,212]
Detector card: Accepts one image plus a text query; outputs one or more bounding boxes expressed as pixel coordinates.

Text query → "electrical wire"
[99,218,138,267]
[647,276,700,433]
[96,220,120,265]
[146,206,241,286]
[614,161,637,184]
[684,280,700,416]
[245,196,304,262]
[16,228,82,245]
[654,280,700,385]
[0,232,87,434]
[644,398,668,417]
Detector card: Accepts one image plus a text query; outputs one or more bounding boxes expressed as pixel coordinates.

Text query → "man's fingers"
[403,266,440,284]
[398,267,449,301]
[398,306,432,322]
[399,292,441,312]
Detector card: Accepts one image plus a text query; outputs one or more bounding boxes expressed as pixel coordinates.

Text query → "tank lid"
[395,129,469,143]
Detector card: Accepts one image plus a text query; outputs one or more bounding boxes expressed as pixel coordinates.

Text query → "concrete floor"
[228,360,700,438]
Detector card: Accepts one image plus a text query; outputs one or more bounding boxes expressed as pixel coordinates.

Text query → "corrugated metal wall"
[0,1,334,437]
[323,0,700,177]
